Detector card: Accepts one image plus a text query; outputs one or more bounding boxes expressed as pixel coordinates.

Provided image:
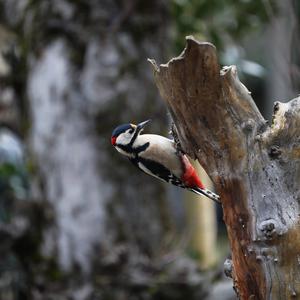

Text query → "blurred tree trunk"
[0,1,213,299]
[185,162,217,269]
[150,37,300,299]
[2,0,170,265]
[265,0,298,118]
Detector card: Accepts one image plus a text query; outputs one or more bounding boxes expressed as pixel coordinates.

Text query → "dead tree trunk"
[150,36,300,299]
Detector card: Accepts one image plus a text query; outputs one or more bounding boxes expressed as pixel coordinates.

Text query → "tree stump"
[149,36,300,299]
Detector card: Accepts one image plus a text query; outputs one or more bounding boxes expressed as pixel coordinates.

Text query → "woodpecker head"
[111,120,150,154]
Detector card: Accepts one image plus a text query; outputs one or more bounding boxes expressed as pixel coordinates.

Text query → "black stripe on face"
[116,142,150,155]
[116,144,132,153]
[129,127,140,146]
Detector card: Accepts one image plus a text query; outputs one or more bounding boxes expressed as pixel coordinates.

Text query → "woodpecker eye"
[129,128,134,134]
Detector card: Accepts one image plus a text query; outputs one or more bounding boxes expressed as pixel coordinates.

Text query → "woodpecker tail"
[190,187,221,204]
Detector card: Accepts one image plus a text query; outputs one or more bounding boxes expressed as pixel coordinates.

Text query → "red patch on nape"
[180,155,205,189]
[111,136,117,145]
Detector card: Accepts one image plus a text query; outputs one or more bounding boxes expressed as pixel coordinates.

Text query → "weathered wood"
[150,36,300,299]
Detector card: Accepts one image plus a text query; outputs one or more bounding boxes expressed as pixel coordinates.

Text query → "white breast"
[133,134,183,178]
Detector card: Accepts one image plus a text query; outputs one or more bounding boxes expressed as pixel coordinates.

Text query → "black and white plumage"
[111,120,220,203]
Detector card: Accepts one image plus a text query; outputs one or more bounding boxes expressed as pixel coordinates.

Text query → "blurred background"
[0,0,299,299]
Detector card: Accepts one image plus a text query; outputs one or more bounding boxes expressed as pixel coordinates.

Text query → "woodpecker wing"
[130,133,220,203]
[133,134,183,178]
[131,157,220,203]
[130,156,185,187]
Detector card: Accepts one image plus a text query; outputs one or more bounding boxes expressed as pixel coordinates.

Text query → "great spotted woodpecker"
[111,120,220,203]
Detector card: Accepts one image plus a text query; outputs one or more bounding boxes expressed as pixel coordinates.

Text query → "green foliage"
[171,0,277,51]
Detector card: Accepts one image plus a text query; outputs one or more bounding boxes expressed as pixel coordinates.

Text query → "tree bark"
[150,36,300,299]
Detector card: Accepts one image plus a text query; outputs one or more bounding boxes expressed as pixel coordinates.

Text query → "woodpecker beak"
[136,119,151,134]
[111,136,117,146]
